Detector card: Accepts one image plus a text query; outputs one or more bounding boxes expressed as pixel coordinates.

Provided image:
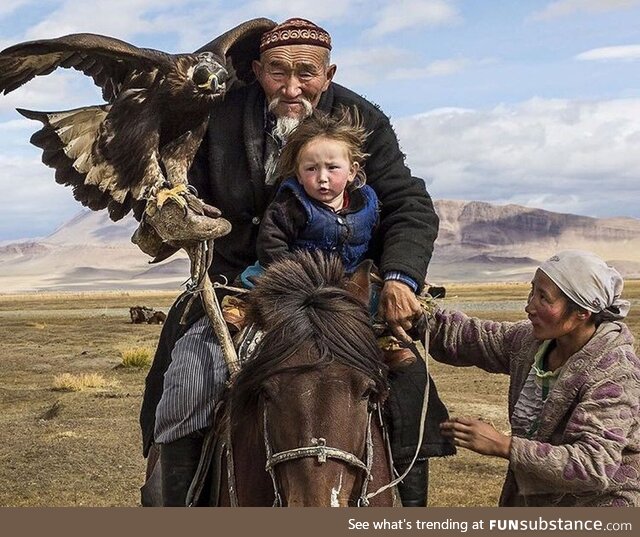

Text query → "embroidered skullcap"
[260,18,332,53]
[539,249,630,321]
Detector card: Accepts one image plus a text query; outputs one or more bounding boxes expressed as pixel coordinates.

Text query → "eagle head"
[192,52,228,97]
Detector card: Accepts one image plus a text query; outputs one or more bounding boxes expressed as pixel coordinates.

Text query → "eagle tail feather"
[71,182,111,212]
[30,127,56,149]
[55,167,83,187]
[19,104,137,220]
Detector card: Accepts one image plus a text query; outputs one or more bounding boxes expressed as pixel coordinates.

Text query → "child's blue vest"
[279,178,379,272]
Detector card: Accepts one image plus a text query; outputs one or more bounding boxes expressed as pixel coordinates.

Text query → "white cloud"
[7,0,360,54]
[171,1,357,51]
[333,47,472,87]
[0,153,79,238]
[238,0,354,23]
[0,0,34,18]
[22,0,184,40]
[0,71,101,115]
[2,1,235,58]
[531,0,640,20]
[395,98,640,217]
[575,44,640,61]
[366,0,460,37]
[390,57,469,79]
[332,46,410,86]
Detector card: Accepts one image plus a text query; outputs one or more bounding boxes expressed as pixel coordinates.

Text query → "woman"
[433,250,639,506]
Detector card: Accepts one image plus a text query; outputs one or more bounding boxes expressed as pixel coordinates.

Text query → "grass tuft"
[119,346,153,368]
[52,372,115,392]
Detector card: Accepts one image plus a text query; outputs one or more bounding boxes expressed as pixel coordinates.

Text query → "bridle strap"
[357,408,375,506]
[262,408,284,507]
[225,409,240,507]
[266,440,369,473]
[263,406,374,506]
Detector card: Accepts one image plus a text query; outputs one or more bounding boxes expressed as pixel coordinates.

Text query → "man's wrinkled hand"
[377,280,422,344]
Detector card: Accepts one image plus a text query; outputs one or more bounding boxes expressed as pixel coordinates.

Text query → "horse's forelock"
[247,251,348,326]
[231,251,387,427]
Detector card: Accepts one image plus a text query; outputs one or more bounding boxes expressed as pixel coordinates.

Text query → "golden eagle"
[0,19,276,371]
[0,17,275,232]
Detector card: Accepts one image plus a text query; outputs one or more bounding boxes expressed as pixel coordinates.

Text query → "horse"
[206,251,399,506]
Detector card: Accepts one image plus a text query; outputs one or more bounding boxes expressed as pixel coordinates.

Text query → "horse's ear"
[346,259,373,304]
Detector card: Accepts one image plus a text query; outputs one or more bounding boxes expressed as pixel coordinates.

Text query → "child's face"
[296,137,359,211]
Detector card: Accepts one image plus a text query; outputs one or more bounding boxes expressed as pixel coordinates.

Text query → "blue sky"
[1,0,640,240]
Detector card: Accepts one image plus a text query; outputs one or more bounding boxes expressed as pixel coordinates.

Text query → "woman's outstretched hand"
[440,416,512,459]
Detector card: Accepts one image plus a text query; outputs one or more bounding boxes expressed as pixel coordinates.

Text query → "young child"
[252,106,378,278]
[234,109,414,368]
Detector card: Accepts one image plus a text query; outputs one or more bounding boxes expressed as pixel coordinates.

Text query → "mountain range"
[1,200,638,292]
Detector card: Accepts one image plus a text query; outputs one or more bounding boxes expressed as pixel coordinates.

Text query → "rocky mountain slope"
[1,201,638,292]
[0,211,189,292]
[429,200,640,282]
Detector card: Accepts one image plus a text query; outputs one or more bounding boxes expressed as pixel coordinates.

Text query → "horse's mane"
[231,250,388,423]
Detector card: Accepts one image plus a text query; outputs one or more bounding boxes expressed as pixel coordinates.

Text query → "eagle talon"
[145,183,190,217]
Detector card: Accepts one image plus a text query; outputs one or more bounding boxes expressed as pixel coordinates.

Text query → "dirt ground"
[0,291,176,507]
[1,282,638,507]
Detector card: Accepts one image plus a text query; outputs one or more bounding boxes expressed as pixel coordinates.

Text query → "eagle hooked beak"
[193,63,228,94]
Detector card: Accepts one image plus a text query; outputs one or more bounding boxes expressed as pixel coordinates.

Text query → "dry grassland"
[0,291,176,507]
[0,282,638,507]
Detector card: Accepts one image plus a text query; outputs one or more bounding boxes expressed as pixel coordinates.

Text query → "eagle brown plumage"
[0,18,275,225]
[0,20,276,372]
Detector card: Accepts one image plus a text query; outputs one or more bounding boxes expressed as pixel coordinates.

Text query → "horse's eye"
[261,379,282,402]
[261,384,275,402]
[361,385,376,401]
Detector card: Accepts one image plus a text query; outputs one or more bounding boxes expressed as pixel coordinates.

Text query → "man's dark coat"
[140,81,453,460]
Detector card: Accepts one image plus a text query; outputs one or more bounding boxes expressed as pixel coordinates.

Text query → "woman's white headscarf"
[539,250,630,321]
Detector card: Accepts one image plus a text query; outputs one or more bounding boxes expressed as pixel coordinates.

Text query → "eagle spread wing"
[0,17,275,226]
[0,33,174,103]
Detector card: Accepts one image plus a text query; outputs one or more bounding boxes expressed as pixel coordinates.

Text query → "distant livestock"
[427,285,447,299]
[147,311,167,324]
[130,306,166,325]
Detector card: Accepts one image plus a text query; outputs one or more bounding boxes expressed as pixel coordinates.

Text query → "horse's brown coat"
[222,252,397,506]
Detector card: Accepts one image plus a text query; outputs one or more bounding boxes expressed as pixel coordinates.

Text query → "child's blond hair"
[275,106,370,188]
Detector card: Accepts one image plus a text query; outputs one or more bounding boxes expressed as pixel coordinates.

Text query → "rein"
[364,316,431,502]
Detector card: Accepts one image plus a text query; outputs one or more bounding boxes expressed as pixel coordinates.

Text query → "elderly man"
[140,18,453,507]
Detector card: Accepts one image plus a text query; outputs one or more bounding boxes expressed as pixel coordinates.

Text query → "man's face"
[253,44,336,119]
